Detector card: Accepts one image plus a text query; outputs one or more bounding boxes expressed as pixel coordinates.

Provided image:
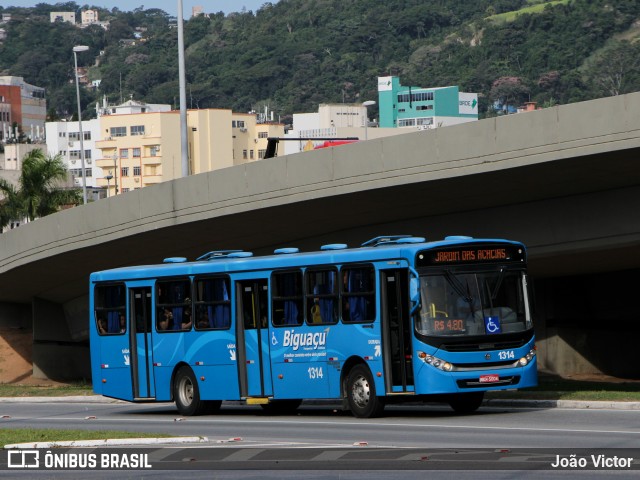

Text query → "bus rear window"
[94,284,126,335]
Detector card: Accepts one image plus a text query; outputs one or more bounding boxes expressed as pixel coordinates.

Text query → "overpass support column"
[32,297,91,381]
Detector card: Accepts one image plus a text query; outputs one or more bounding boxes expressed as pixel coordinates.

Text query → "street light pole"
[362,100,376,141]
[73,45,90,204]
[177,0,189,177]
[105,173,113,198]
[112,153,119,195]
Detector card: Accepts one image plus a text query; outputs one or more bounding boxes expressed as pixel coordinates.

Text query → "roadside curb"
[0,395,120,404]
[2,395,640,410]
[484,398,640,410]
[4,436,209,449]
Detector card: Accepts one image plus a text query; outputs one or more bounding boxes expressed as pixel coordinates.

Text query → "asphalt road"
[1,400,639,478]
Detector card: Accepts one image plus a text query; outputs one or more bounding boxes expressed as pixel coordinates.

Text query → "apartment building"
[231,113,285,164]
[187,109,234,174]
[0,76,46,142]
[45,119,104,189]
[93,108,285,197]
[95,112,178,196]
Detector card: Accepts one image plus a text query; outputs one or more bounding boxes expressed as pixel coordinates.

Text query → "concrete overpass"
[1,92,639,380]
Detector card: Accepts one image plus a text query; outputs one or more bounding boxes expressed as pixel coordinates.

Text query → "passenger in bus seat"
[97,317,108,334]
[119,314,126,333]
[182,309,192,330]
[158,309,172,330]
[197,313,210,329]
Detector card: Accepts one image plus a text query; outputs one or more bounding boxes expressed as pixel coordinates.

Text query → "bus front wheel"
[448,392,484,414]
[346,365,385,418]
[174,366,220,416]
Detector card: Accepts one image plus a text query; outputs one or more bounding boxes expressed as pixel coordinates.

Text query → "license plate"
[479,374,500,383]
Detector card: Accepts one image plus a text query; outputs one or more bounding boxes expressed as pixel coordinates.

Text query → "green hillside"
[0,0,638,123]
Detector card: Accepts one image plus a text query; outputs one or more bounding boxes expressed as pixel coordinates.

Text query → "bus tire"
[448,392,484,414]
[174,366,212,416]
[260,399,302,415]
[346,365,385,418]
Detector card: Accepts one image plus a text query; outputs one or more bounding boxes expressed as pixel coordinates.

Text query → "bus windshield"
[416,269,531,337]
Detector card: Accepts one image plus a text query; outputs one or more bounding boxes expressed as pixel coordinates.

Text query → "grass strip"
[0,428,170,447]
[0,383,93,397]
[487,377,640,402]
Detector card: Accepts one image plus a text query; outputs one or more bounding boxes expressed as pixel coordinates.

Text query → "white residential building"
[96,96,171,117]
[45,119,104,192]
[283,103,404,155]
[81,9,99,25]
[50,12,76,24]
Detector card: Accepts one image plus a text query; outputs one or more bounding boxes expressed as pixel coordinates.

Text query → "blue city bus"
[89,235,537,418]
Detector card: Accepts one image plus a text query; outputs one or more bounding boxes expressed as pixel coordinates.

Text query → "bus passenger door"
[381,270,414,393]
[129,286,155,399]
[236,279,273,398]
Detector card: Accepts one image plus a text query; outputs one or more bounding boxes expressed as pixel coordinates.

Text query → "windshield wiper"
[443,269,471,302]
[490,268,505,300]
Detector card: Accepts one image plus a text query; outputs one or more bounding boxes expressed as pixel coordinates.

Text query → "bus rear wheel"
[448,392,484,414]
[174,366,220,416]
[346,365,385,418]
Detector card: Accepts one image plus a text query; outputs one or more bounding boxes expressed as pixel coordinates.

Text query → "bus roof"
[90,235,525,283]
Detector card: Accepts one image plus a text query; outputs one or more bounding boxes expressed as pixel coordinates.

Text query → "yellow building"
[96,112,178,195]
[95,109,285,197]
[231,113,284,164]
[187,109,234,174]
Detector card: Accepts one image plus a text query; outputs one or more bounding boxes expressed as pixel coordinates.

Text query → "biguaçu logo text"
[282,329,327,351]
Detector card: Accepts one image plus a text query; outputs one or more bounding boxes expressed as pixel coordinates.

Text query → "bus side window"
[194,276,231,330]
[272,271,303,327]
[305,269,338,325]
[341,266,376,323]
[156,279,192,332]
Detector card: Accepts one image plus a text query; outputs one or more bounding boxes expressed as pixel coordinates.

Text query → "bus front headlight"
[418,351,453,372]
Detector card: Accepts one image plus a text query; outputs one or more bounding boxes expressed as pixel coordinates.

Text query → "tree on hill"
[0,149,82,231]
[490,76,530,113]
[584,40,640,97]
[1,0,639,119]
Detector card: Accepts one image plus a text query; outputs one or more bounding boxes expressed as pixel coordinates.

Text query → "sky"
[4,1,280,18]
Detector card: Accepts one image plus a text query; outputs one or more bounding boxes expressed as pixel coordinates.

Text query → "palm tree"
[0,180,21,229]
[0,148,82,230]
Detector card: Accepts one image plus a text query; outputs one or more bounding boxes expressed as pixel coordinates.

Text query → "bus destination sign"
[416,244,525,267]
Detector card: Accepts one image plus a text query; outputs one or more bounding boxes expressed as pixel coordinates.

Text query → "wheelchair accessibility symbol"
[484,316,502,334]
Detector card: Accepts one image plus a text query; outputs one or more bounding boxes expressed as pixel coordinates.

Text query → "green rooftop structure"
[377,76,478,130]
